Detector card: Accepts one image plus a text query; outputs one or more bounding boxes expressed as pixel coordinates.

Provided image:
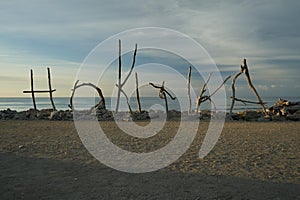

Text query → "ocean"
[1,96,299,112]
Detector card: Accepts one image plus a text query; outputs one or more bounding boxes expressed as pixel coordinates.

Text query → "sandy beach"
[0,120,299,199]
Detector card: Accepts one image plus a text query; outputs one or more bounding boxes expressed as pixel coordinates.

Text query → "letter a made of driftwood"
[68,80,106,110]
[115,40,137,113]
[229,59,266,116]
[149,81,176,116]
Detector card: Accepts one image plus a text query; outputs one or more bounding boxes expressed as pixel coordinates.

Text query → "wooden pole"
[135,72,141,113]
[30,69,37,110]
[187,66,192,114]
[47,67,56,111]
[116,40,122,113]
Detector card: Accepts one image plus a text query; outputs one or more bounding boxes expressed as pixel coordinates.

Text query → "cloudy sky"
[0,0,299,98]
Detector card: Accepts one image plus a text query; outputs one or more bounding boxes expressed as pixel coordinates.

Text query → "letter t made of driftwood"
[149,82,176,116]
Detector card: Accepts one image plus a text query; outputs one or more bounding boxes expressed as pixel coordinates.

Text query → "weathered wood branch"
[116,84,133,114]
[121,44,137,87]
[242,59,266,113]
[187,66,192,114]
[149,82,162,89]
[23,90,56,93]
[47,67,56,111]
[196,72,212,113]
[229,66,244,116]
[196,74,230,112]
[68,80,79,109]
[30,69,37,110]
[231,97,266,105]
[201,75,231,103]
[164,89,176,100]
[197,95,217,113]
[135,72,141,113]
[115,40,122,113]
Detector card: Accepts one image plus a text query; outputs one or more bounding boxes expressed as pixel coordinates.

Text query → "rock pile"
[48,110,73,121]
[1,98,299,121]
[90,106,114,121]
[0,109,73,121]
[131,110,150,121]
[0,108,18,120]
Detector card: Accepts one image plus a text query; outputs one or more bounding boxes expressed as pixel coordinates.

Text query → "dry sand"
[0,120,299,199]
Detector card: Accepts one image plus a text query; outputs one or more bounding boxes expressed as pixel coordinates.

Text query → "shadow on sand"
[0,152,299,199]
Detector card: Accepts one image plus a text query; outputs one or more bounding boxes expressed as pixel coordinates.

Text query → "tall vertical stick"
[47,67,56,111]
[187,66,192,114]
[135,72,141,113]
[30,69,37,110]
[116,40,122,113]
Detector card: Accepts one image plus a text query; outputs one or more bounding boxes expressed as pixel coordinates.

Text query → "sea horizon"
[1,96,299,112]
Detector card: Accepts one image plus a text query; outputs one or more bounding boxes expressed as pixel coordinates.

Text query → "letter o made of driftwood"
[69,82,105,110]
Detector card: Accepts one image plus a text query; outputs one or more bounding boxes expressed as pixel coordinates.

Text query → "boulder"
[131,110,150,121]
[37,109,52,120]
[167,110,181,119]
[199,110,211,119]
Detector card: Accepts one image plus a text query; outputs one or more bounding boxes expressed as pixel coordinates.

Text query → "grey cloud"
[0,0,299,97]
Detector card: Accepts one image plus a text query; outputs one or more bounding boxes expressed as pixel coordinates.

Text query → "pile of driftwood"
[266,99,300,121]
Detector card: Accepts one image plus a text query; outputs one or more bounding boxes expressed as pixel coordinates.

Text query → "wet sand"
[0,120,299,199]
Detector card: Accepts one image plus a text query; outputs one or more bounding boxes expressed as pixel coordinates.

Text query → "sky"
[0,0,299,98]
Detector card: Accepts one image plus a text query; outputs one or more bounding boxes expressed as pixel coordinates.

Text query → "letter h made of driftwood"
[23,68,56,111]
